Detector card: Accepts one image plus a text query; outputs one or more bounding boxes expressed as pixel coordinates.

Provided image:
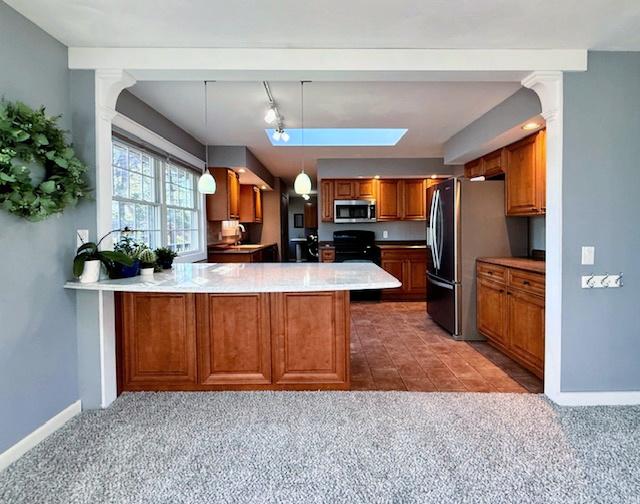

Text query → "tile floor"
[350,301,543,393]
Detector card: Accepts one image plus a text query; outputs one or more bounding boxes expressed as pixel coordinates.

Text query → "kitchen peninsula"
[66,263,400,393]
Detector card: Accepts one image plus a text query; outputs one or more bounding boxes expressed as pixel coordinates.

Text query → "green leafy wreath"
[0,100,90,221]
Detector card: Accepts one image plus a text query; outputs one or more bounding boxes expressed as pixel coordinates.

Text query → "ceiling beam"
[68,48,587,79]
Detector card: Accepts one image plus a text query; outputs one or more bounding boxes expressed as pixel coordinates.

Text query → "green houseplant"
[138,248,157,278]
[111,233,142,279]
[155,247,178,269]
[73,232,134,283]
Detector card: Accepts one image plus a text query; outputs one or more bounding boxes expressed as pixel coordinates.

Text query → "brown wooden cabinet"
[319,246,335,263]
[208,244,278,263]
[381,247,427,300]
[119,293,197,390]
[239,185,263,223]
[304,202,318,229]
[377,179,403,221]
[504,130,545,216]
[356,179,377,199]
[334,180,357,199]
[464,158,484,179]
[483,148,507,178]
[271,291,349,388]
[206,168,241,221]
[117,291,350,391]
[403,179,427,220]
[476,260,545,378]
[320,179,334,222]
[197,293,271,385]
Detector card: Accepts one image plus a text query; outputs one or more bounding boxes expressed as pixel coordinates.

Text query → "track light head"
[264,107,277,124]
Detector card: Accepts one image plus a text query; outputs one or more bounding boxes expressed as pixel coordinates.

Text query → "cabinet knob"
[523,280,530,285]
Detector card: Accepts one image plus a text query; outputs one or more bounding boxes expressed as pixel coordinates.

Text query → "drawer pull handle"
[522,280,531,285]
[487,271,493,275]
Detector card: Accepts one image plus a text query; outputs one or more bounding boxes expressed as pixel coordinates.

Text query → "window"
[111,139,201,256]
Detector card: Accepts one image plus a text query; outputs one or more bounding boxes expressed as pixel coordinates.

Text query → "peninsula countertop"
[64,262,402,294]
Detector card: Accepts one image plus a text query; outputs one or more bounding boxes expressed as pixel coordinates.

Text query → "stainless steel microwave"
[334,199,377,223]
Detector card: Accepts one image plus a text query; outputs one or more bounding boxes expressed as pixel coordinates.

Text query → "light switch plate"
[383,230,389,239]
[581,246,595,265]
[77,229,89,248]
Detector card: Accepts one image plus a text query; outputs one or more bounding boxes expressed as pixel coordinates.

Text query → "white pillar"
[78,70,135,409]
[521,71,563,403]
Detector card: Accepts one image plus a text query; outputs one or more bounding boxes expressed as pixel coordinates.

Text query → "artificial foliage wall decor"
[0,100,90,221]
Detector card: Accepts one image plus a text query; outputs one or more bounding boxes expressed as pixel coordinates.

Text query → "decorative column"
[522,71,563,402]
[77,70,135,409]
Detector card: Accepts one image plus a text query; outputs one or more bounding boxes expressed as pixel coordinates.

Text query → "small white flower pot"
[140,267,154,278]
[79,260,101,283]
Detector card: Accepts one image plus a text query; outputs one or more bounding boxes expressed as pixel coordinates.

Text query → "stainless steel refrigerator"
[426,178,527,340]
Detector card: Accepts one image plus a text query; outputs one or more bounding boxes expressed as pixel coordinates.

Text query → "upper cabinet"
[239,185,262,223]
[356,179,377,199]
[403,179,428,221]
[320,179,334,222]
[463,129,546,217]
[505,130,546,216]
[377,179,403,221]
[334,180,357,200]
[206,168,240,221]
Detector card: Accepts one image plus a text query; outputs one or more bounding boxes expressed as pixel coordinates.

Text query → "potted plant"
[155,247,178,269]
[111,234,142,279]
[73,233,134,283]
[138,248,157,278]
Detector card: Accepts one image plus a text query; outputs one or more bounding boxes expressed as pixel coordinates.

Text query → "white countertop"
[64,262,401,293]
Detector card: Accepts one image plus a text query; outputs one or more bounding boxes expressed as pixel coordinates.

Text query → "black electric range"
[333,230,381,301]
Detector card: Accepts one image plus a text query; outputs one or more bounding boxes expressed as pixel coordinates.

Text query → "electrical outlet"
[382,230,389,239]
[581,246,595,265]
[77,229,89,248]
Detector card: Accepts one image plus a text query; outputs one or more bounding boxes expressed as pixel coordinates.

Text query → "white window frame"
[111,113,207,262]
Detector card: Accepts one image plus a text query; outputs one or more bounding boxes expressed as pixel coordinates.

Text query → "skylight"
[265,128,407,147]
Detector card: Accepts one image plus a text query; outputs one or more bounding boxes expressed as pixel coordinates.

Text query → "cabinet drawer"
[320,248,335,263]
[508,269,545,296]
[477,262,507,284]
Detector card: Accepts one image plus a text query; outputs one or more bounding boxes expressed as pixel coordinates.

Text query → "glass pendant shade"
[294,170,312,195]
[198,170,217,194]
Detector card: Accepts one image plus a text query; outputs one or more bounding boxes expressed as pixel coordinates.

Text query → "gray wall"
[444,88,542,164]
[561,52,640,392]
[116,90,205,161]
[529,216,546,252]
[207,146,275,188]
[0,3,89,452]
[317,158,456,241]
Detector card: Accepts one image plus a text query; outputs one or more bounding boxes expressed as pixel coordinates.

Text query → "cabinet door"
[403,179,427,220]
[377,179,402,220]
[381,257,405,296]
[198,294,271,385]
[405,255,427,295]
[356,179,377,199]
[483,149,507,178]
[464,158,483,179]
[304,202,318,228]
[505,134,538,215]
[254,187,263,222]
[320,180,334,222]
[334,180,356,199]
[476,278,508,348]
[271,292,349,387]
[508,288,545,377]
[121,293,197,388]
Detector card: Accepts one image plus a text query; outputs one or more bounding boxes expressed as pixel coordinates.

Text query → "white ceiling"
[6,0,640,50]
[129,81,522,182]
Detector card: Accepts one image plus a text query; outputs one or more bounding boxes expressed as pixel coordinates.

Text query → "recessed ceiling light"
[261,185,267,190]
[238,168,246,173]
[522,122,540,131]
[374,175,380,179]
[431,174,437,179]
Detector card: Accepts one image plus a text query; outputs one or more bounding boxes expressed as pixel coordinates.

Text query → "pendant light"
[294,81,312,195]
[197,80,216,194]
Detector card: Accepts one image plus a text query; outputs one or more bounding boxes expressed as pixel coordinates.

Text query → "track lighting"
[272,129,282,141]
[281,130,290,142]
[264,107,277,124]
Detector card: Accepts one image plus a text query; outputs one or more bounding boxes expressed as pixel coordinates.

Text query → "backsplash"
[318,221,426,242]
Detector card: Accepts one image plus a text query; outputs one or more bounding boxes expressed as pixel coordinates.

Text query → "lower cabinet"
[381,247,427,300]
[476,261,545,378]
[116,290,350,391]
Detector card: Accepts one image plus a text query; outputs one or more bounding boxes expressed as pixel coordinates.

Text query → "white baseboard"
[0,400,81,472]
[549,391,640,406]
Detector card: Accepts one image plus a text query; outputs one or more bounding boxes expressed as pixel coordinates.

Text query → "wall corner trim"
[0,400,81,472]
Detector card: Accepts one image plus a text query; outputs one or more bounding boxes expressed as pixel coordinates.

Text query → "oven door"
[334,200,376,223]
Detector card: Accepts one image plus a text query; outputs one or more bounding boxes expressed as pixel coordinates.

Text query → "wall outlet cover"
[382,230,389,239]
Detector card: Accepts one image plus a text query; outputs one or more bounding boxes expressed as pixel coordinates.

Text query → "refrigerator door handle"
[436,191,444,270]
[428,188,438,269]
[430,189,440,270]
[428,276,454,290]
